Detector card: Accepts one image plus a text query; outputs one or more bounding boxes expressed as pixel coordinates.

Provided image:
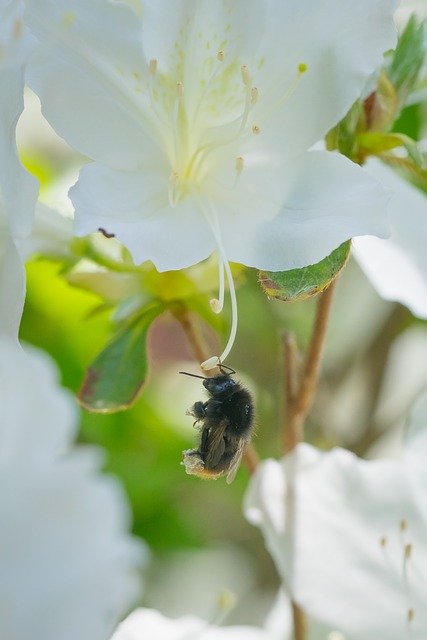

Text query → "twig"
[175,307,259,474]
[283,331,299,452]
[288,281,337,443]
[283,282,337,640]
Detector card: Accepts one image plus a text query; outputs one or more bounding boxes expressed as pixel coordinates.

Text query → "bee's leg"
[187,401,207,426]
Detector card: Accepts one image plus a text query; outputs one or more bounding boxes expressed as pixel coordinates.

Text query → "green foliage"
[259,242,350,303]
[78,304,164,413]
[387,15,426,107]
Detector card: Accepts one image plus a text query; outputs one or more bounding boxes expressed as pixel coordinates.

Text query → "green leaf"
[387,15,425,107]
[357,132,425,166]
[259,242,351,303]
[78,303,164,413]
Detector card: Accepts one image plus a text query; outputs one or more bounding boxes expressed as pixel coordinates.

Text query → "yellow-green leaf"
[259,242,351,303]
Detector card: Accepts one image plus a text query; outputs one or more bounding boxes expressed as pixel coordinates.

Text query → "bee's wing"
[205,419,227,468]
[226,439,246,484]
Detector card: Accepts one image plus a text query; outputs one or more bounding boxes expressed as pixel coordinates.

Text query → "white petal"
[252,0,398,159]
[0,344,144,640]
[0,3,38,239]
[0,455,142,640]
[17,202,74,261]
[111,608,272,640]
[0,235,24,340]
[220,151,390,271]
[0,339,76,463]
[244,444,427,639]
[72,164,216,270]
[25,0,157,170]
[353,159,427,319]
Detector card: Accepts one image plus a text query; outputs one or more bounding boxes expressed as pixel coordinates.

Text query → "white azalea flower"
[110,607,273,640]
[0,339,143,640]
[353,159,427,319]
[0,0,38,337]
[25,0,396,366]
[244,390,427,639]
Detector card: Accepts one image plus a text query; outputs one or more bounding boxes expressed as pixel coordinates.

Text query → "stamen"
[379,536,387,549]
[210,255,225,314]
[217,50,225,62]
[13,19,23,38]
[201,356,221,371]
[235,156,245,175]
[149,58,158,76]
[250,87,259,105]
[199,202,239,369]
[407,608,415,623]
[176,81,184,99]
[241,64,251,87]
[400,519,408,532]
[252,124,261,135]
[404,543,413,560]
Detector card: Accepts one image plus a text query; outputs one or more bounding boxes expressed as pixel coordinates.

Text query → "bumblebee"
[180,365,254,484]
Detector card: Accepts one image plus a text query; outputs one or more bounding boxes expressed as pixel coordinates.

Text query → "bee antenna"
[179,371,208,380]
[219,364,236,375]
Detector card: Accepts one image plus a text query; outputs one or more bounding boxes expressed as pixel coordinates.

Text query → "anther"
[217,589,236,613]
[407,608,415,623]
[252,124,261,135]
[379,536,387,549]
[201,356,221,371]
[241,65,251,87]
[235,157,245,174]
[400,519,408,532]
[250,87,259,105]
[176,82,184,99]
[149,58,158,75]
[298,62,308,75]
[217,50,225,62]
[13,19,23,38]
[210,299,223,314]
[404,543,413,560]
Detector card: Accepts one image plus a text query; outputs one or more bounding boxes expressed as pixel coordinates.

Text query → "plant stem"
[287,281,337,445]
[175,307,259,474]
[283,281,337,640]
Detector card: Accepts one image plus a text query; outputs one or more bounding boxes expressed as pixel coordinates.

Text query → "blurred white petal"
[354,159,427,318]
[0,340,145,640]
[244,390,427,639]
[111,608,273,640]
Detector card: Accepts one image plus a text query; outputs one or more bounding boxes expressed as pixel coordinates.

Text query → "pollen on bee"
[149,58,158,75]
[252,124,261,135]
[217,50,225,62]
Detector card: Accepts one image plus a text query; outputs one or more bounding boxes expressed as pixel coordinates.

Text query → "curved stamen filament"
[210,254,225,314]
[198,201,238,370]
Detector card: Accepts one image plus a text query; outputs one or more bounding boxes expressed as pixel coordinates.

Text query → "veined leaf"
[259,242,351,303]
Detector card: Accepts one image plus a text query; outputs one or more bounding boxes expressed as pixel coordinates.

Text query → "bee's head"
[203,374,236,396]
[179,365,237,397]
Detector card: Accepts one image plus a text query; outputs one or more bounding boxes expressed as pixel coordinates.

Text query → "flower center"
[147,51,264,206]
